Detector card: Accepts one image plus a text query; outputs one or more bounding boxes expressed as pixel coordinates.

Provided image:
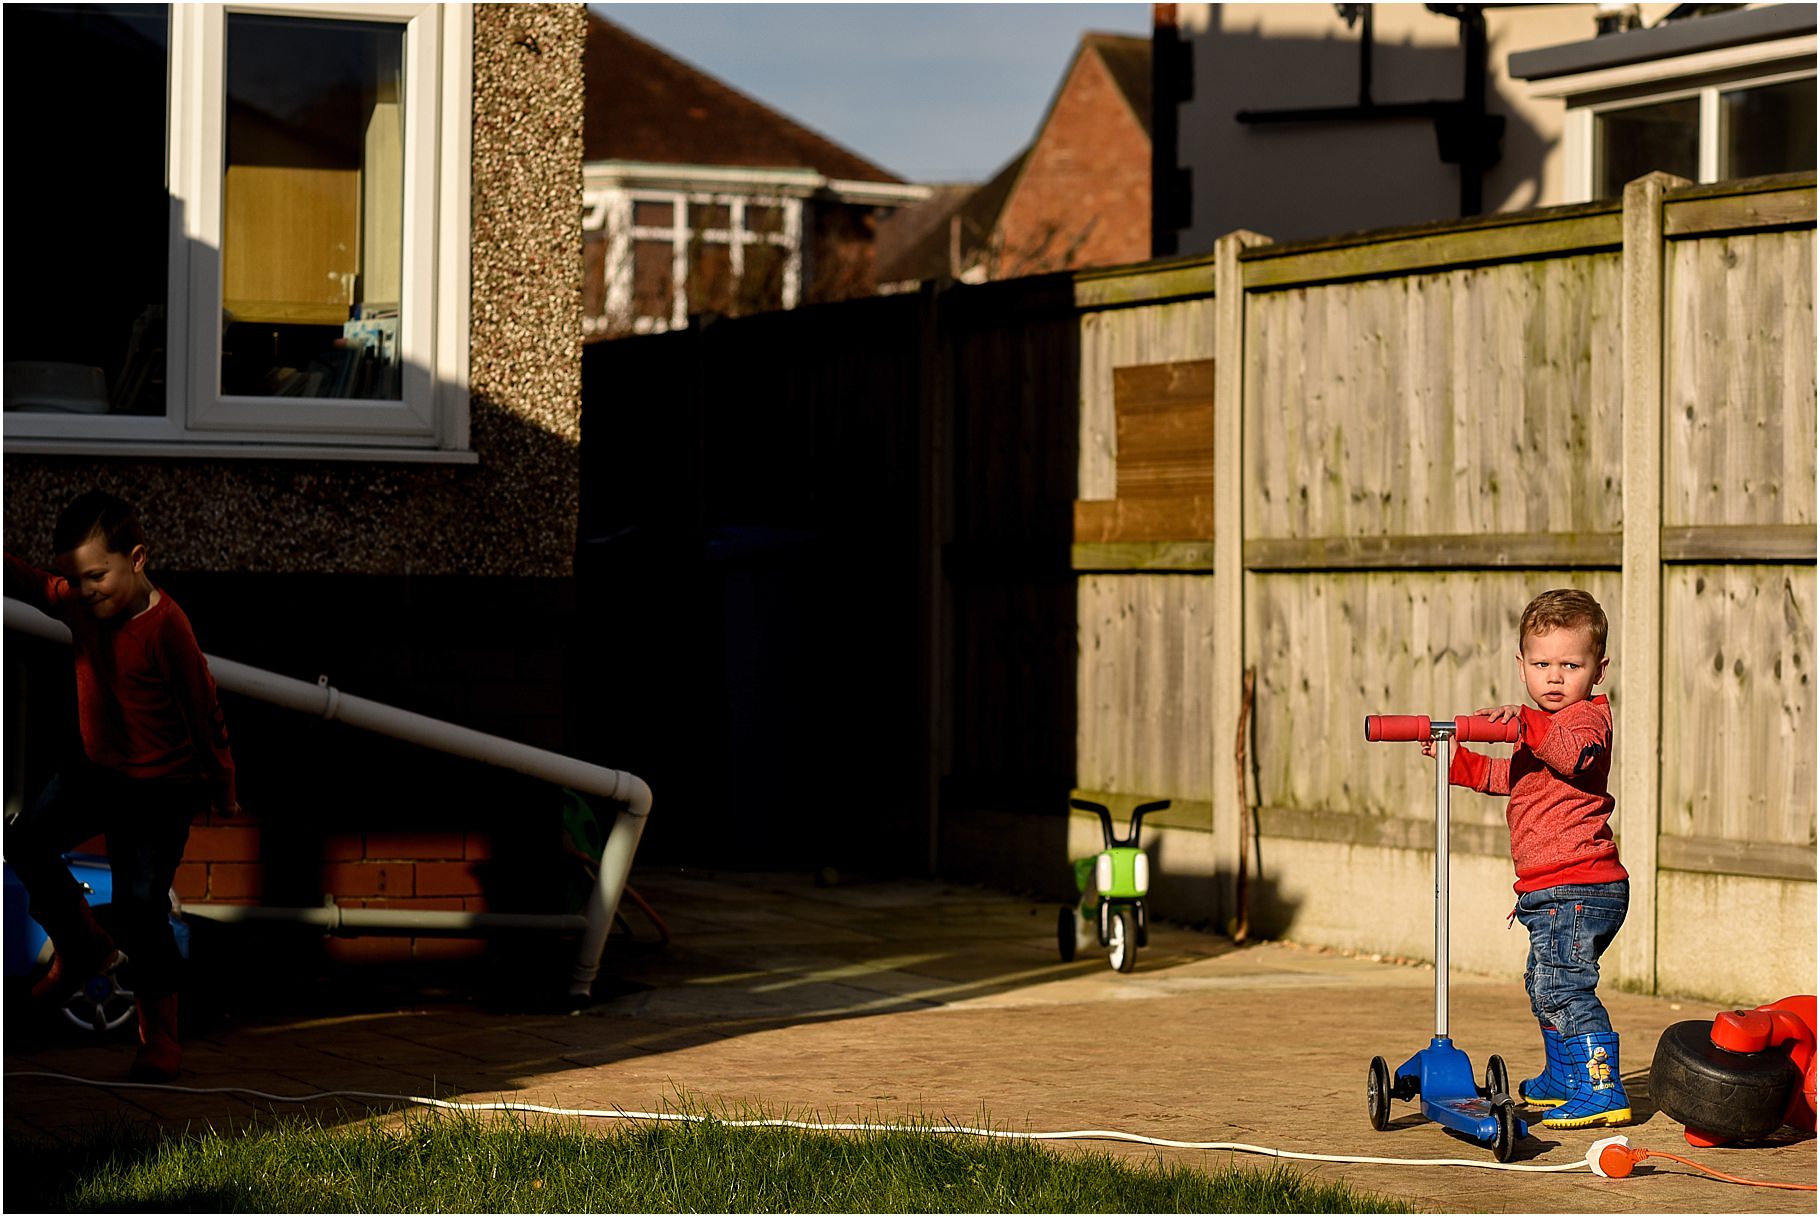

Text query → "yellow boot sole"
[1517,1081,1569,1108]
[1541,1106,1632,1130]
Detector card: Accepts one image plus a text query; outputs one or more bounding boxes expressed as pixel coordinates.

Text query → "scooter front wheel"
[1108,906,1138,973]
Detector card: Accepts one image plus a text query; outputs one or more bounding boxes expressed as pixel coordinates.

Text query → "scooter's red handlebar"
[1363,714,1430,741]
[1363,714,1522,743]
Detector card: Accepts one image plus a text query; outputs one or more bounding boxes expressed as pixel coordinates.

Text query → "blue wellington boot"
[1541,1031,1632,1129]
[1517,1023,1574,1108]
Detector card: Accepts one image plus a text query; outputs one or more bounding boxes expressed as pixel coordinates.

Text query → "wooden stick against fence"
[1230,665,1256,944]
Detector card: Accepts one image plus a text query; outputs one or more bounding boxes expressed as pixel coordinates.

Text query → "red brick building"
[877,33,1152,286]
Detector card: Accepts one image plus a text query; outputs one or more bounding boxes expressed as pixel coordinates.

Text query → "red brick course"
[184,826,262,862]
[416,861,485,897]
[364,832,466,861]
[204,862,265,900]
[319,861,415,898]
[174,863,209,901]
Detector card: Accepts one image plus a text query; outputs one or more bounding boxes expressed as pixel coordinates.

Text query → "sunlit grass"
[8,1105,1409,1213]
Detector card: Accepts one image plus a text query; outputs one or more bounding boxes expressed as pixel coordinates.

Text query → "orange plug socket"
[1587,1135,1644,1178]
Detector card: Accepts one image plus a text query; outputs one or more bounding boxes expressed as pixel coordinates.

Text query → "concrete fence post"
[1212,229,1270,933]
[1617,171,1687,994]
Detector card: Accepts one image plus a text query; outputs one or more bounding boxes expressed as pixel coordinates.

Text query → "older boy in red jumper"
[5,490,237,1082]
[1434,588,1631,1129]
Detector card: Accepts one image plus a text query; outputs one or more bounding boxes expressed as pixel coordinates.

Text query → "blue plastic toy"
[1362,712,1530,1162]
[3,854,189,1034]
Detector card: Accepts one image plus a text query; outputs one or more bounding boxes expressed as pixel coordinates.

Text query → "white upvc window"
[1527,25,1818,205]
[582,186,803,338]
[3,2,473,461]
[1566,68,1817,201]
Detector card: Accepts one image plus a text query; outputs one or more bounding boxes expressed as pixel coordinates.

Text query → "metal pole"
[1434,726,1451,1038]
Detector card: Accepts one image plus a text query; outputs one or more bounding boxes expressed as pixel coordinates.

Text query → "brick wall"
[994,46,1151,275]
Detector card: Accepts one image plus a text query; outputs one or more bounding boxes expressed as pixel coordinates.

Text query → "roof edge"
[1510,3,1816,81]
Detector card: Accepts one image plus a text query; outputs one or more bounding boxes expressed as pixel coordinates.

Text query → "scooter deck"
[1397,1037,1528,1148]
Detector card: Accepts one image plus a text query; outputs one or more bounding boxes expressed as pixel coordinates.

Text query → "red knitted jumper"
[7,554,236,812]
[1450,694,1625,894]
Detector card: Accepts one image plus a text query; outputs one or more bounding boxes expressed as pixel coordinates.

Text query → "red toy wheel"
[1652,1019,1798,1143]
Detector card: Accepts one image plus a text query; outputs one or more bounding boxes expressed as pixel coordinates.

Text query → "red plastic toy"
[1652,994,1816,1147]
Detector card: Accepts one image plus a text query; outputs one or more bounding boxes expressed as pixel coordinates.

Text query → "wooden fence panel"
[1665,229,1817,529]
[1247,255,1624,540]
[1246,569,1625,828]
[945,303,1082,805]
[1076,573,1215,801]
[1661,565,1816,850]
[1078,300,1216,501]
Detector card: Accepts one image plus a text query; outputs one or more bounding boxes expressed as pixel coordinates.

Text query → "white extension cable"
[5,1070,1590,1173]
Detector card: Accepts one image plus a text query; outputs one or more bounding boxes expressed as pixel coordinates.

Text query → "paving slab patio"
[5,868,1814,1213]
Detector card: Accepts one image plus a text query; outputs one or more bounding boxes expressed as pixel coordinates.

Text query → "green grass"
[7,1108,1408,1213]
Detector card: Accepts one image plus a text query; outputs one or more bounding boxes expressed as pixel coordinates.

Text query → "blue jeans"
[5,763,202,998]
[1514,880,1629,1038]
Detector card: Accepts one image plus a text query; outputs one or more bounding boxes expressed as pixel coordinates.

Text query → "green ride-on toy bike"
[1057,797,1169,973]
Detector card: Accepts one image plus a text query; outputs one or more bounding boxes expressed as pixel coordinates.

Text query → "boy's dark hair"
[1520,588,1608,660]
[52,490,146,558]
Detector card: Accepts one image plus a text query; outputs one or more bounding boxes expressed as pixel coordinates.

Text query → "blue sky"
[593,3,1153,183]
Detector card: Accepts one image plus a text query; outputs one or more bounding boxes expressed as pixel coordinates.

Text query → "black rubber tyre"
[1482,1054,1510,1100]
[1108,906,1139,973]
[1651,1020,1798,1143]
[1056,907,1077,963]
[1368,1056,1392,1131]
[1490,1100,1518,1162]
[1135,900,1149,948]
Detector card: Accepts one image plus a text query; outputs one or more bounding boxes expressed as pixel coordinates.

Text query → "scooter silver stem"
[1431,720,1455,1040]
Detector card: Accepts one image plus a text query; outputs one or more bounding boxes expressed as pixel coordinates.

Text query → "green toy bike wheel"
[1056,907,1077,963]
[1108,906,1138,973]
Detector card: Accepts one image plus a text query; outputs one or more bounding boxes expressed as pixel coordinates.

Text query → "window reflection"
[1595,97,1699,200]
[1721,78,1817,180]
[3,4,169,417]
[221,13,403,400]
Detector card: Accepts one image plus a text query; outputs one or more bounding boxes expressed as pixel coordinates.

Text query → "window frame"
[3,1,473,460]
[586,185,803,337]
[1559,61,1816,202]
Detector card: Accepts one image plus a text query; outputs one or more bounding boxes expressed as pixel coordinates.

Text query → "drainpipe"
[5,597,650,999]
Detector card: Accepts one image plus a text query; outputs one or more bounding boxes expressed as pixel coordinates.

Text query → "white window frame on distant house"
[3,2,473,462]
[582,180,806,338]
[581,162,928,339]
[1528,34,1817,202]
[616,189,802,334]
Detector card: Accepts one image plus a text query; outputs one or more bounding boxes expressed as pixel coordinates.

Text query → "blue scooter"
[1362,712,1528,1162]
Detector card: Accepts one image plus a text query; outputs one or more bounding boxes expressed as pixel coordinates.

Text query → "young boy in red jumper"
[1431,588,1631,1129]
[5,490,237,1082]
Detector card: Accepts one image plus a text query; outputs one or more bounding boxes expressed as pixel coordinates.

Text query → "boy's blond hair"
[1520,589,1608,660]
